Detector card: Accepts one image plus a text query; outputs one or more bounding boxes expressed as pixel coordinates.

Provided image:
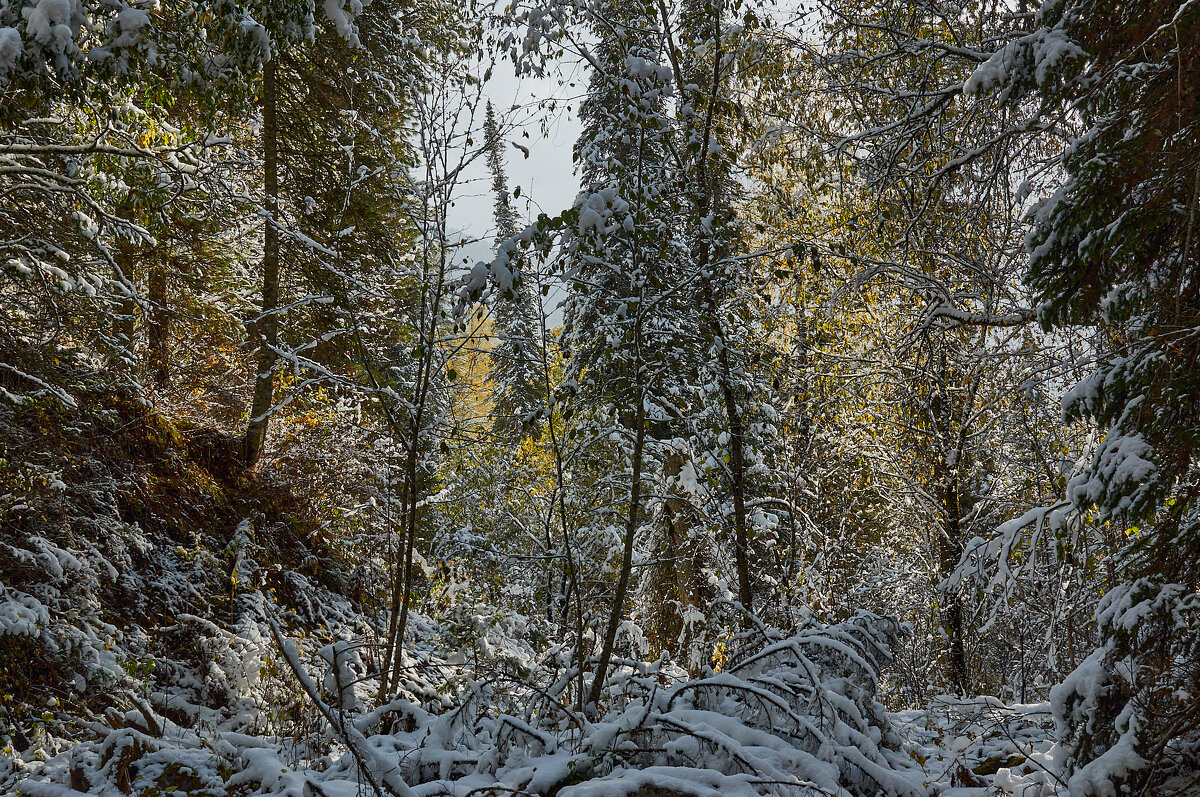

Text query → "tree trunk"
[588,391,647,709]
[933,373,969,697]
[682,24,752,615]
[111,225,137,367]
[721,356,753,615]
[540,295,587,710]
[244,57,282,466]
[377,481,404,702]
[659,449,709,672]
[704,299,754,616]
[939,495,969,697]
[147,264,169,387]
[662,451,698,613]
[386,440,421,693]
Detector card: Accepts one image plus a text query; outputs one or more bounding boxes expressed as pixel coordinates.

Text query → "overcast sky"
[446,59,586,272]
[437,56,587,326]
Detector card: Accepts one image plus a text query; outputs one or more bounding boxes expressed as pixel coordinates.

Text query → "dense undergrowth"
[0,348,1099,797]
[0,339,360,775]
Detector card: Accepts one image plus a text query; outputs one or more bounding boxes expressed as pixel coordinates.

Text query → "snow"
[1066,700,1146,797]
[10,611,939,797]
[1095,579,1187,634]
[0,592,52,637]
[323,0,365,46]
[1,0,1192,794]
[238,12,271,58]
[1066,429,1156,516]
[13,0,86,74]
[111,5,150,47]
[1050,648,1109,740]
[575,187,630,237]
[624,54,672,85]
[21,0,80,47]
[963,24,1085,95]
[0,26,22,74]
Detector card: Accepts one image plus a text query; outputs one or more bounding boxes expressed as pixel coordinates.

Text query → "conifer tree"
[483,102,542,436]
[969,0,1200,788]
[558,0,685,705]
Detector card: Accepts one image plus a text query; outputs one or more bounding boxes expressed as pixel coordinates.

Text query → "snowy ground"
[3,609,1080,797]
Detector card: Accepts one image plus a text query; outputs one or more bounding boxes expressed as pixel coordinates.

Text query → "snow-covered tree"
[967,0,1200,789]
[483,101,543,437]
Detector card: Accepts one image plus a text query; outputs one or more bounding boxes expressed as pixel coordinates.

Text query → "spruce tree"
[972,0,1200,789]
[483,102,542,437]
[560,0,684,705]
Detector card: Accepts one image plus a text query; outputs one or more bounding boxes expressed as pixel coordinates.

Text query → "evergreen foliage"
[2,0,1197,793]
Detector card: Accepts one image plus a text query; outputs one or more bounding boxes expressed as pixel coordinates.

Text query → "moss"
[972,754,1027,776]
[0,341,360,740]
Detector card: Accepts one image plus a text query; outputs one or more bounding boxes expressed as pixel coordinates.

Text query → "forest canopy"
[1,0,1198,795]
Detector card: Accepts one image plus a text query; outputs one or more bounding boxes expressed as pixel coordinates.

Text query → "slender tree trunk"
[932,372,969,697]
[939,491,969,697]
[720,346,753,614]
[550,398,586,711]
[377,479,404,701]
[115,251,137,351]
[691,151,753,617]
[148,264,169,387]
[784,271,807,591]
[110,220,138,368]
[703,298,754,615]
[387,439,421,690]
[794,269,810,456]
[529,226,588,712]
[379,198,446,699]
[543,518,556,621]
[244,57,281,466]
[588,388,647,709]
[556,466,587,712]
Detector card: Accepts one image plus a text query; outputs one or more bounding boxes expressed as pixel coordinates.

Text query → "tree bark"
[703,299,754,616]
[939,477,969,697]
[720,346,753,615]
[377,201,446,699]
[386,439,421,694]
[377,478,404,701]
[244,57,282,466]
[932,368,969,697]
[663,450,698,611]
[110,212,138,368]
[588,390,647,709]
[147,264,169,387]
[678,6,752,616]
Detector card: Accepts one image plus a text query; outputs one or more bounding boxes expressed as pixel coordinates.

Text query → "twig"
[267,613,413,797]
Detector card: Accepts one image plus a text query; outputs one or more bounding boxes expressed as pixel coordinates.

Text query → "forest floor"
[1,348,1070,797]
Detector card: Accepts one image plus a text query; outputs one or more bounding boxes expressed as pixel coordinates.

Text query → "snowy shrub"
[357,611,920,796]
[13,611,923,796]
